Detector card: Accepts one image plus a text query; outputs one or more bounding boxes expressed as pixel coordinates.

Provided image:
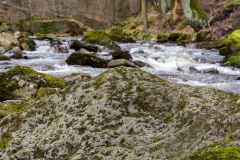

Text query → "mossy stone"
[219,47,227,56]
[82,30,120,50]
[17,36,36,51]
[181,147,240,160]
[36,87,61,100]
[224,51,240,67]
[157,32,169,43]
[226,30,240,55]
[66,52,107,68]
[169,31,183,42]
[0,66,66,101]
[196,30,211,42]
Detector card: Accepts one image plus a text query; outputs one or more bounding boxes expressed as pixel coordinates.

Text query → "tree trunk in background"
[161,0,172,17]
[142,0,148,31]
[172,0,184,24]
[181,0,207,31]
[108,0,116,25]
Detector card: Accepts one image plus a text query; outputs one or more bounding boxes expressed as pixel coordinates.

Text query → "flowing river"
[1,37,240,94]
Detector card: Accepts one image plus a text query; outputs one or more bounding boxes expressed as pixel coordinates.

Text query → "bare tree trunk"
[108,0,116,25]
[181,0,207,31]
[142,0,148,31]
[172,0,184,24]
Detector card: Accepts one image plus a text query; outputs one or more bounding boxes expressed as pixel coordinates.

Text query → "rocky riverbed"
[1,36,240,94]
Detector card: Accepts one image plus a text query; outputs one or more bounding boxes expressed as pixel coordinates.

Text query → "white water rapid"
[1,37,240,94]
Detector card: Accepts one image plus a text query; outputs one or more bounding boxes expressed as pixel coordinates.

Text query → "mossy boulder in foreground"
[65,52,107,68]
[0,67,240,159]
[0,66,66,101]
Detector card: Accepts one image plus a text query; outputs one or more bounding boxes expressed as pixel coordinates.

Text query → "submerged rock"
[65,52,107,68]
[0,67,239,159]
[0,66,66,101]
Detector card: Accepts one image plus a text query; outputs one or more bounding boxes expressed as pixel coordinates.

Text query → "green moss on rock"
[181,147,240,160]
[66,52,107,68]
[0,132,12,150]
[169,31,183,42]
[36,87,61,100]
[224,51,240,67]
[0,66,66,101]
[17,36,36,51]
[226,30,240,55]
[82,30,120,50]
[157,32,169,43]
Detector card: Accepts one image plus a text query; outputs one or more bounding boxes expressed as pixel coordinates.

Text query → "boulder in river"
[17,36,36,51]
[82,30,120,50]
[133,60,151,67]
[0,55,10,61]
[4,47,23,59]
[226,29,240,55]
[0,65,66,101]
[107,26,136,43]
[110,50,132,61]
[224,51,240,67]
[107,59,137,68]
[70,40,99,52]
[0,32,18,51]
[66,52,107,68]
[0,67,240,159]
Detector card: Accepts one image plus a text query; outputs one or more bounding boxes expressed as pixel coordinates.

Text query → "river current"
[1,37,240,94]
